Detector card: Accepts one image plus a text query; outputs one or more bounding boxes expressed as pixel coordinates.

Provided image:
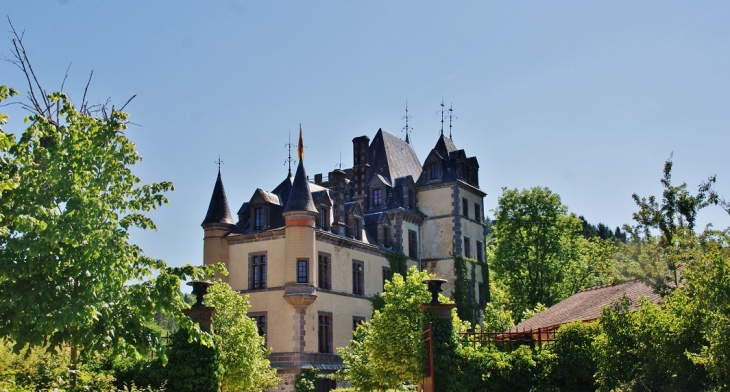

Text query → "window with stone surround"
[253,207,264,230]
[249,311,267,345]
[382,267,392,291]
[464,237,471,258]
[372,188,383,208]
[318,253,331,290]
[319,207,329,230]
[352,316,366,337]
[429,161,439,180]
[318,312,333,353]
[476,240,483,262]
[462,197,469,218]
[474,202,481,223]
[352,260,364,296]
[297,259,308,284]
[248,253,267,289]
[408,229,418,259]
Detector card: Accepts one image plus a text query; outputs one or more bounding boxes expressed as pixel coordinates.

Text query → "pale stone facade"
[201,128,487,391]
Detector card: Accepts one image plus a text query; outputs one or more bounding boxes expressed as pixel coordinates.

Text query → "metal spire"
[215,155,224,172]
[284,130,297,176]
[448,102,457,140]
[402,100,413,144]
[336,150,344,169]
[438,99,446,136]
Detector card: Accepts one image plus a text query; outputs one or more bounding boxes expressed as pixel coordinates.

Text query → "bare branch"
[60,63,72,92]
[81,70,93,113]
[119,94,136,112]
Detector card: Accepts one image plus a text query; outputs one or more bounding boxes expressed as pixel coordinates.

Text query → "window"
[297,259,308,283]
[382,267,392,290]
[372,188,383,208]
[382,227,390,248]
[476,240,483,262]
[353,316,366,336]
[352,261,364,295]
[408,230,418,259]
[479,283,486,306]
[320,207,329,230]
[462,198,469,218]
[249,253,267,289]
[249,312,267,344]
[318,312,333,353]
[318,253,331,290]
[429,162,439,180]
[464,237,471,258]
[353,218,361,240]
[474,203,481,223]
[254,207,264,230]
[408,189,415,209]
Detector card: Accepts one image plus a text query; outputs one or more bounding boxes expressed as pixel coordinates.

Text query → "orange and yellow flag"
[298,125,304,161]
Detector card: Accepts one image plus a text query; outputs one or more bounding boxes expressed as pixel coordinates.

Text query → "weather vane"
[284,130,297,176]
[215,155,224,171]
[448,102,457,140]
[438,99,446,136]
[402,100,413,143]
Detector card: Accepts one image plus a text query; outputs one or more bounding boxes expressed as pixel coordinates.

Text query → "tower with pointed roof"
[201,170,236,281]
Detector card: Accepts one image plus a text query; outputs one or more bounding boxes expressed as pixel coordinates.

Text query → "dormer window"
[407,188,415,209]
[254,207,265,230]
[372,188,383,208]
[319,207,329,230]
[383,227,390,248]
[429,162,439,180]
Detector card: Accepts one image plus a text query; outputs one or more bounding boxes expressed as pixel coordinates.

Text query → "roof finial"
[336,150,344,169]
[439,98,445,136]
[402,100,413,144]
[215,155,224,172]
[297,124,305,162]
[284,130,297,176]
[448,102,456,140]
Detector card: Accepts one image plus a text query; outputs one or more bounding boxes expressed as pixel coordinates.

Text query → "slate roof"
[367,128,422,185]
[283,161,317,213]
[511,280,662,332]
[433,134,457,158]
[202,170,235,226]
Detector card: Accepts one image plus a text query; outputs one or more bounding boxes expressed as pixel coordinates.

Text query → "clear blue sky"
[3,1,729,270]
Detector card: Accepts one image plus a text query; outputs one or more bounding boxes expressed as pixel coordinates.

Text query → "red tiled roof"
[510,280,662,332]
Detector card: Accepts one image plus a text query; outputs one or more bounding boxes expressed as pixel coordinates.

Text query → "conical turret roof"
[283,160,317,213]
[202,170,235,226]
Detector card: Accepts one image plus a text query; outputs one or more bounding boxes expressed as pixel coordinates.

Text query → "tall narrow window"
[382,227,390,248]
[352,261,364,295]
[254,207,264,230]
[462,198,469,218]
[249,253,267,289]
[408,189,415,209]
[429,162,439,180]
[479,283,486,306]
[408,230,418,259]
[464,237,471,258]
[372,188,383,208]
[352,316,366,337]
[297,259,308,284]
[476,240,483,262]
[318,253,332,290]
[318,312,333,353]
[249,312,267,344]
[320,207,329,230]
[474,203,481,223]
[353,219,361,240]
[382,267,392,291]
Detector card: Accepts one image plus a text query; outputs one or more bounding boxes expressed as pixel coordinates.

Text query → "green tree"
[490,187,599,319]
[626,155,719,292]
[338,266,438,390]
[0,32,219,373]
[205,282,280,392]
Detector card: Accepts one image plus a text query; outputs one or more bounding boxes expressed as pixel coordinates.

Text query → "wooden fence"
[459,327,556,349]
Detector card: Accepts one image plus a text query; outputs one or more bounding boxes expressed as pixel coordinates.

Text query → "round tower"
[201,170,235,281]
